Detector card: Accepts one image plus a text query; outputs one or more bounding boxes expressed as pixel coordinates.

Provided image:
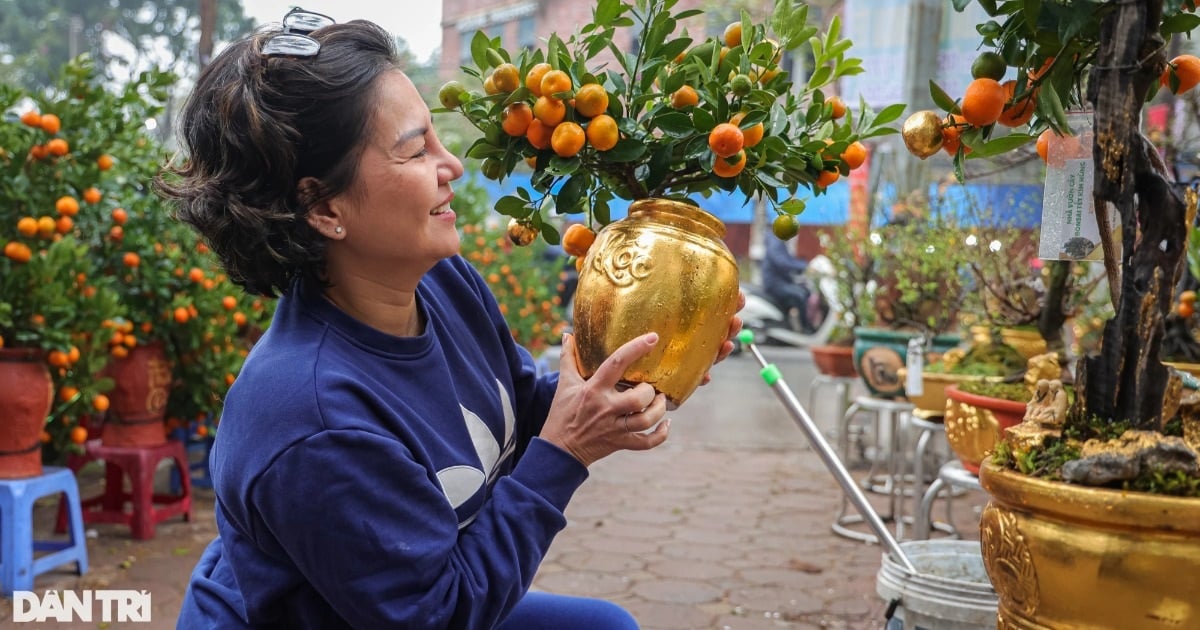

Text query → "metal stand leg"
[831,397,914,544]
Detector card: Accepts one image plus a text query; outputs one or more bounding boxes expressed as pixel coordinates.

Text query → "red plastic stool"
[57,439,191,540]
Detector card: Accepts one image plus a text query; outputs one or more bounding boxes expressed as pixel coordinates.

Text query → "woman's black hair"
[156,20,401,297]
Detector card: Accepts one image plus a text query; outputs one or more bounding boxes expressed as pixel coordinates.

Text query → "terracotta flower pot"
[810,344,857,377]
[99,342,171,447]
[943,384,1027,474]
[0,348,53,478]
[573,198,740,407]
[980,460,1200,629]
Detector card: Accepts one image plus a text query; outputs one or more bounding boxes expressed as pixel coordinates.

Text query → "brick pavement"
[1,346,990,629]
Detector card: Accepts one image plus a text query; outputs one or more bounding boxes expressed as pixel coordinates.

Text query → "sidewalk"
[1,346,989,629]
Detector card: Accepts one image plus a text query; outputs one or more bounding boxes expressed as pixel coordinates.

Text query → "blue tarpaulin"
[469,172,1043,228]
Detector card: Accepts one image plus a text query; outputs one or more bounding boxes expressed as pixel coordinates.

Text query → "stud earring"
[334,226,343,234]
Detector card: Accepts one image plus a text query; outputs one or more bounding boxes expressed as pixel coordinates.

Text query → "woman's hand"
[540,332,669,467]
[700,290,746,386]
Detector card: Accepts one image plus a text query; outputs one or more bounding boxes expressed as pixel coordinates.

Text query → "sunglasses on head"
[261,7,336,58]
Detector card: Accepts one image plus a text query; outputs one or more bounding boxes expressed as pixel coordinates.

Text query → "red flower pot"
[0,348,53,478]
[810,344,857,377]
[99,342,171,447]
[943,384,1027,474]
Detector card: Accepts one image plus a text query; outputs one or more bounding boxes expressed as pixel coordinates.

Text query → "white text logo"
[12,589,152,623]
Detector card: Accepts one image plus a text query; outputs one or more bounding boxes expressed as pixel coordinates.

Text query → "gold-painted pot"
[1164,360,1200,379]
[944,384,1026,474]
[979,461,1200,629]
[899,370,998,418]
[969,325,1047,360]
[573,198,740,406]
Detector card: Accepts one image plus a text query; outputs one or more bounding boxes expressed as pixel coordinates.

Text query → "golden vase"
[978,460,1200,629]
[572,198,740,407]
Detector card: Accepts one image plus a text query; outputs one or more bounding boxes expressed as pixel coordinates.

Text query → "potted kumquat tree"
[1,59,126,476]
[440,0,901,405]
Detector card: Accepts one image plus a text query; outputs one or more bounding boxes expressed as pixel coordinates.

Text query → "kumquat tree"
[2,56,272,459]
[438,0,902,257]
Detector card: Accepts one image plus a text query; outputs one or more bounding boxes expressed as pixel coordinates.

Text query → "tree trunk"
[198,0,217,70]
[1075,0,1188,432]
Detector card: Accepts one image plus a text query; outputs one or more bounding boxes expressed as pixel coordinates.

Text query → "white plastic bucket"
[875,539,998,629]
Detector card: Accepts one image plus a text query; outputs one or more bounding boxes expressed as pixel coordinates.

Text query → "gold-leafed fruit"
[902,110,944,159]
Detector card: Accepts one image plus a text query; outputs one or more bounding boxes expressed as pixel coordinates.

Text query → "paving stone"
[553,550,645,573]
[632,578,723,605]
[644,557,736,581]
[726,585,825,617]
[534,570,633,598]
[623,601,717,629]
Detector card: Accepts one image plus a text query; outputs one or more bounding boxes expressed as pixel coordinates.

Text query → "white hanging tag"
[905,336,924,396]
[1037,111,1114,262]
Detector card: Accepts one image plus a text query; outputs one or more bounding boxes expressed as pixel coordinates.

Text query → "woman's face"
[329,71,464,280]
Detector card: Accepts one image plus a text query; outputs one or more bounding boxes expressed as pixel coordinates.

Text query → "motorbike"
[738,254,838,350]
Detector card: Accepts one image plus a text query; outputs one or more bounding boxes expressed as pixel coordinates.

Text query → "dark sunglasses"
[262,7,336,58]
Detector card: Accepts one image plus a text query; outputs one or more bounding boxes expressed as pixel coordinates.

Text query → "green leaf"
[691,107,717,133]
[1162,13,1200,35]
[495,194,531,217]
[951,0,972,10]
[546,156,581,176]
[1023,0,1042,29]
[651,111,695,136]
[603,138,648,162]
[539,221,562,245]
[873,103,906,127]
[966,133,1035,159]
[929,80,960,114]
[593,196,611,224]
[466,140,503,160]
[808,65,833,90]
[470,31,491,72]
[781,198,807,215]
[557,174,588,214]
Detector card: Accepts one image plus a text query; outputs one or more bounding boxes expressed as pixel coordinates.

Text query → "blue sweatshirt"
[179,256,587,629]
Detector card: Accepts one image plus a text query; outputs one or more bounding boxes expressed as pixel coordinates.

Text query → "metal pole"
[738,331,918,574]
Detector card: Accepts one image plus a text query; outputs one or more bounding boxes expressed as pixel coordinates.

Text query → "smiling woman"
[153,11,739,630]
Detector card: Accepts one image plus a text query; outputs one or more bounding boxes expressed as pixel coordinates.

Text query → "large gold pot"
[573,198,740,406]
[978,460,1200,629]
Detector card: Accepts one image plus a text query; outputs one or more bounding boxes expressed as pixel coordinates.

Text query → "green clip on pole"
[738,330,782,384]
[734,329,917,573]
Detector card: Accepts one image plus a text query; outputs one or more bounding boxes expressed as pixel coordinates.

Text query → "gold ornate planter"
[944,385,1026,474]
[573,198,740,407]
[979,461,1200,629]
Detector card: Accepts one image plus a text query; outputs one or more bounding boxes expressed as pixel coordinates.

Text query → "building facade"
[438,0,735,80]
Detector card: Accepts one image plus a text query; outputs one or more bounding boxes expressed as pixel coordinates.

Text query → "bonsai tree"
[860,190,970,339]
[957,195,1104,359]
[437,0,900,251]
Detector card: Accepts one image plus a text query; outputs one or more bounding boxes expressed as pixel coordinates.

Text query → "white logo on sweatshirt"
[436,380,515,527]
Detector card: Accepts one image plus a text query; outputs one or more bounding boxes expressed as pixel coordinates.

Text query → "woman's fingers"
[590,332,659,388]
[558,334,581,379]
[621,393,667,432]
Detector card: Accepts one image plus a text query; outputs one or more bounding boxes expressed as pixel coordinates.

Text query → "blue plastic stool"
[167,429,214,494]
[0,467,88,597]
